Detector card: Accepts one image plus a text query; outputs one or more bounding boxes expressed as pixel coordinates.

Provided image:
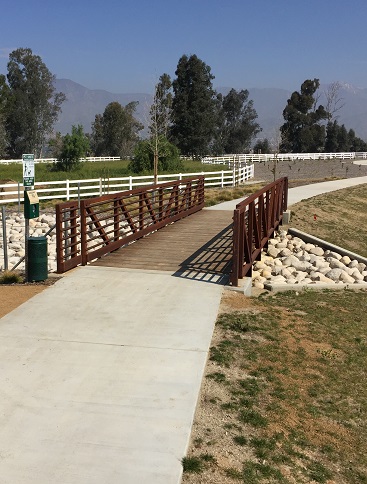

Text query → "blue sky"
[1,0,367,94]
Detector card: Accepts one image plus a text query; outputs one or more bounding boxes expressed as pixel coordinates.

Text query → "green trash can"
[27,236,48,281]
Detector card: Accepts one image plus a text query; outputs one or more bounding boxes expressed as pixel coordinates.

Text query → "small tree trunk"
[153,150,158,185]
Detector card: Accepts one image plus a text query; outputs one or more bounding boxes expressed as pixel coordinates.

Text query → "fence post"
[66,180,70,201]
[129,176,133,190]
[18,182,21,213]
[1,205,8,271]
[99,178,103,196]
[78,183,81,209]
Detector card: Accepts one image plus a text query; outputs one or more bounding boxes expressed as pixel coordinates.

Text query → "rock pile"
[2,211,367,288]
[0,212,57,272]
[252,230,367,289]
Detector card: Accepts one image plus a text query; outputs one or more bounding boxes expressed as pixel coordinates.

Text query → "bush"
[52,125,90,172]
[129,137,183,173]
[0,270,24,284]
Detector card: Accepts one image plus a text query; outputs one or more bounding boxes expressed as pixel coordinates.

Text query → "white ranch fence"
[0,165,254,206]
[202,152,367,165]
[0,156,121,165]
[1,153,367,166]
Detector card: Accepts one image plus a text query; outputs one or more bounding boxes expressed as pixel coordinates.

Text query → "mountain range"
[54,79,367,143]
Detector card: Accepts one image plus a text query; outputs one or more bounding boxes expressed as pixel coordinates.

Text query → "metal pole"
[1,205,8,271]
[25,218,29,281]
[18,182,21,214]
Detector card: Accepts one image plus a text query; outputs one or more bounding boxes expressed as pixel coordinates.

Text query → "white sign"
[23,154,35,187]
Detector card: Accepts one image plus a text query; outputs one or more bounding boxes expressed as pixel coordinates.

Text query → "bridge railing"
[231,177,288,286]
[56,176,205,273]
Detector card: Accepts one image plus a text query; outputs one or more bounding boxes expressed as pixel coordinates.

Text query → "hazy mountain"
[54,79,152,135]
[54,79,367,143]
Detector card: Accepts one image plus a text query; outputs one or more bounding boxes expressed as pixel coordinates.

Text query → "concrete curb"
[264,282,367,293]
[288,228,367,265]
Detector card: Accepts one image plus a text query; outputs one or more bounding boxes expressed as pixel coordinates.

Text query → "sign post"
[22,154,35,188]
[22,154,35,281]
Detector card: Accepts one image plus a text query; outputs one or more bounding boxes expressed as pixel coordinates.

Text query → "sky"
[1,0,367,94]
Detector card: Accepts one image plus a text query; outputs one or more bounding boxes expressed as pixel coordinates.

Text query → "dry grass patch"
[182,289,367,483]
[286,183,367,257]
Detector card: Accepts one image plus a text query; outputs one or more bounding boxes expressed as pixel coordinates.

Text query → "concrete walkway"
[207,175,367,210]
[2,175,367,483]
[0,266,223,484]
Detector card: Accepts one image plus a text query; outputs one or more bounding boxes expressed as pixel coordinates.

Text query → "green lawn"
[0,158,228,183]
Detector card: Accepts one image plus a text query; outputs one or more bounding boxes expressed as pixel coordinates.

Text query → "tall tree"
[5,47,65,158]
[91,101,143,158]
[170,54,218,158]
[280,79,328,153]
[324,81,345,121]
[215,88,261,154]
[324,121,339,152]
[148,74,173,182]
[0,74,9,157]
[149,73,172,140]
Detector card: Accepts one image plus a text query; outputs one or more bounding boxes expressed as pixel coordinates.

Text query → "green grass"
[0,158,228,183]
[182,289,367,483]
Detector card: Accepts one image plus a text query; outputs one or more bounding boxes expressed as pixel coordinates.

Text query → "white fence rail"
[0,156,121,165]
[0,165,254,205]
[2,152,367,166]
[202,152,367,164]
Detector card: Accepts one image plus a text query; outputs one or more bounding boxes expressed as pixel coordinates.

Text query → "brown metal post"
[80,200,88,266]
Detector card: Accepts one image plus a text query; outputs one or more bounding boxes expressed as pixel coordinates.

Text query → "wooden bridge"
[56,177,288,286]
[92,209,233,283]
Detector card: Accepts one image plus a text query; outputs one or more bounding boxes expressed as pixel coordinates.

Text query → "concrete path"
[206,175,367,210]
[2,175,367,483]
[0,266,223,484]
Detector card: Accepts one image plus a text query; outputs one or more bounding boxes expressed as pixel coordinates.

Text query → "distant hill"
[54,79,152,135]
[54,79,367,143]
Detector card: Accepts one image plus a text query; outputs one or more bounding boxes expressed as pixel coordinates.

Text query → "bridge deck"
[92,209,233,283]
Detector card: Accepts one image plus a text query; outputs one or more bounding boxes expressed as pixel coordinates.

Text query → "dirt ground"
[0,285,47,318]
[251,157,367,185]
[0,275,61,319]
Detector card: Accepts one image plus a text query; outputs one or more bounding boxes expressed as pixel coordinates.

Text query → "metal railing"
[56,176,205,273]
[231,177,288,286]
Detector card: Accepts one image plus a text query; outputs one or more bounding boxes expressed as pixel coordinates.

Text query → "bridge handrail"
[56,176,205,273]
[231,177,288,286]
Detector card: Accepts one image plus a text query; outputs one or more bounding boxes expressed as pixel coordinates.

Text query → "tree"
[91,101,143,158]
[5,47,65,158]
[129,137,182,174]
[324,121,339,152]
[48,131,64,158]
[280,79,328,153]
[348,129,367,152]
[149,73,172,140]
[54,125,89,171]
[324,121,367,153]
[215,88,261,154]
[170,54,218,158]
[324,81,345,121]
[0,74,9,157]
[253,138,271,154]
[149,74,173,182]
